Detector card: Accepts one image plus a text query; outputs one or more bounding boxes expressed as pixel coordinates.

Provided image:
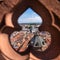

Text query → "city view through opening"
[10,8,51,52]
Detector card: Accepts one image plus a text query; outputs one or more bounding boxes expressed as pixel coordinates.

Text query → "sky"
[17,8,43,24]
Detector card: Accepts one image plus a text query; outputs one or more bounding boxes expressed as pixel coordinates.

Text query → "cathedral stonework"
[0,0,60,60]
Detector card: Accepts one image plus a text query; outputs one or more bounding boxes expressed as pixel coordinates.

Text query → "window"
[10,8,51,52]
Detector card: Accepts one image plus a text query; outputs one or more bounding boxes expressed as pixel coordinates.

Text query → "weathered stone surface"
[39,0,60,18]
[0,0,21,23]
